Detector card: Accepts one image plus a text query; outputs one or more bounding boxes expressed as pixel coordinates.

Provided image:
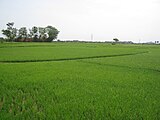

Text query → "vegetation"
[0,37,5,43]
[112,38,119,45]
[0,42,160,119]
[2,22,17,42]
[113,38,119,42]
[2,22,59,42]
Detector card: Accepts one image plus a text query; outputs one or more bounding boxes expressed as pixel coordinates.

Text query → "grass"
[0,42,160,119]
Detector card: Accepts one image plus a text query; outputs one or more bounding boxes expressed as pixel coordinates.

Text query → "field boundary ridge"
[0,51,148,63]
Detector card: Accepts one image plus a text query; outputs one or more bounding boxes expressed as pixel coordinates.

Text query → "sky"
[0,0,160,42]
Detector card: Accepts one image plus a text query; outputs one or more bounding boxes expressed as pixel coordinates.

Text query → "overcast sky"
[0,0,160,42]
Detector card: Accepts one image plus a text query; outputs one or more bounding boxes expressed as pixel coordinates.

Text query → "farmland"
[0,42,160,119]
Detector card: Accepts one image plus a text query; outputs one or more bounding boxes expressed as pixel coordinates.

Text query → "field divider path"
[0,51,148,63]
[79,59,160,73]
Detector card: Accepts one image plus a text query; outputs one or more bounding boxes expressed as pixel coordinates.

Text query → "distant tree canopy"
[2,22,59,42]
[0,37,4,43]
[113,38,119,42]
[46,26,59,42]
[2,22,17,42]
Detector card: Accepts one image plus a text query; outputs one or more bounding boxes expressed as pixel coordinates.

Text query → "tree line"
[2,22,59,42]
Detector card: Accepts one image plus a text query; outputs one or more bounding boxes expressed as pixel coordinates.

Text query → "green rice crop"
[0,42,159,119]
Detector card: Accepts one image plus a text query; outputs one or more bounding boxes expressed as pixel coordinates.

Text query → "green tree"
[0,37,5,43]
[113,38,119,42]
[45,26,59,42]
[32,26,38,41]
[28,29,34,39]
[2,22,17,42]
[18,27,28,39]
[2,23,60,42]
[39,27,47,41]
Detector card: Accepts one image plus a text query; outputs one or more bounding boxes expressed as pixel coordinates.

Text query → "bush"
[112,42,116,45]
[0,37,5,43]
